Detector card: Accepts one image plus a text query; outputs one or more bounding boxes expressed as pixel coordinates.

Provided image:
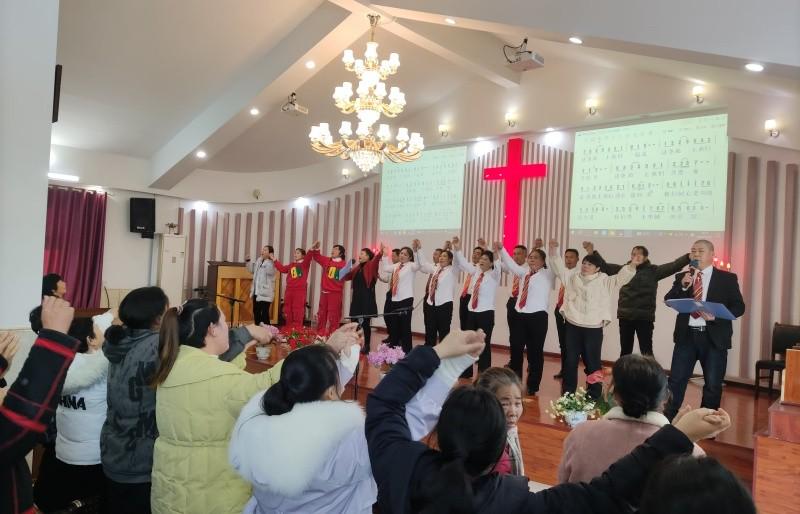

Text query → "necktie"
[555,284,565,310]
[425,274,433,296]
[391,263,404,296]
[511,276,520,298]
[690,271,703,319]
[460,274,472,298]
[518,269,536,308]
[429,267,443,304]
[471,272,485,310]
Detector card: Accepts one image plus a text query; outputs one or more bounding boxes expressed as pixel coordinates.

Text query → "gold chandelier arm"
[310,141,347,158]
[384,150,422,163]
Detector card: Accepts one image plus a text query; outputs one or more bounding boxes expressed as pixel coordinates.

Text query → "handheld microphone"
[689,259,699,277]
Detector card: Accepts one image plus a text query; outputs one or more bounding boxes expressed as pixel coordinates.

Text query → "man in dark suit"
[663,239,745,420]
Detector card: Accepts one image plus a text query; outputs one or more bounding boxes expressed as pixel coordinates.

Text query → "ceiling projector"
[281,92,308,116]
[504,38,544,71]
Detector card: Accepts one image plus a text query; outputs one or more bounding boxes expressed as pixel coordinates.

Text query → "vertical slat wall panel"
[278,210,286,263]
[782,165,799,324]
[233,213,241,262]
[289,208,296,264]
[759,162,779,359]
[177,207,184,235]
[268,211,275,246]
[352,191,361,256]
[738,157,760,377]
[343,194,351,256]
[256,212,264,253]
[186,210,196,298]
[210,212,218,261]
[198,211,207,288]
[244,213,252,261]
[221,213,230,261]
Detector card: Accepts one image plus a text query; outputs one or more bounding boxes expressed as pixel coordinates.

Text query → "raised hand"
[492,241,502,253]
[311,241,321,250]
[41,296,75,334]
[673,407,732,442]
[435,329,486,360]
[582,241,594,254]
[443,240,452,251]
[0,332,20,375]
[549,239,559,250]
[412,239,421,251]
[477,237,487,249]
[534,237,544,249]
[327,322,362,356]
[451,236,461,251]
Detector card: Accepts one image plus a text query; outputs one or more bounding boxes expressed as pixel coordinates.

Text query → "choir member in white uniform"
[500,243,555,395]
[458,239,486,331]
[452,236,502,377]
[417,245,457,346]
[380,243,420,353]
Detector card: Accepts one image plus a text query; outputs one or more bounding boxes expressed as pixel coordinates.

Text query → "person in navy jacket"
[663,239,745,420]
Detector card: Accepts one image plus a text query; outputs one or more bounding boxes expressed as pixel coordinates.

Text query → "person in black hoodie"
[587,242,690,357]
[365,329,731,514]
[100,286,274,514]
[1,296,80,514]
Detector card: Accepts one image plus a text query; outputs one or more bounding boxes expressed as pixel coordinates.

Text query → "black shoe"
[553,372,563,379]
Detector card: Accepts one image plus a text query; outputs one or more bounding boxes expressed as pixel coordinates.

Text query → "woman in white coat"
[229,331,479,514]
[246,245,277,326]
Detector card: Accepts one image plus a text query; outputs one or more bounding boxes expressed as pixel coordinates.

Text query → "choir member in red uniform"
[308,241,347,336]
[273,248,313,330]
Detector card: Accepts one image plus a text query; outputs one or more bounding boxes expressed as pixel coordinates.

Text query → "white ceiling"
[52,0,799,186]
[52,0,325,155]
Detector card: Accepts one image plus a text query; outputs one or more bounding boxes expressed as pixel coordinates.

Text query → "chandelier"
[309,14,424,174]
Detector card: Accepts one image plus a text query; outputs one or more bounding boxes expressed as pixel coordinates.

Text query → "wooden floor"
[247,331,769,490]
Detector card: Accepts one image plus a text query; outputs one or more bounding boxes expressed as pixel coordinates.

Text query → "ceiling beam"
[372,0,800,71]
[149,2,366,189]
[329,0,520,88]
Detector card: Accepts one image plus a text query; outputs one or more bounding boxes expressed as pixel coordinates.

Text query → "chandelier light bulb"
[365,41,379,61]
[342,49,355,65]
[396,127,409,142]
[339,121,353,137]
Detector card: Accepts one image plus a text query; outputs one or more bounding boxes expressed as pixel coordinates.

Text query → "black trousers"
[423,296,435,346]
[664,329,728,420]
[554,308,567,373]
[459,295,471,330]
[506,297,518,362]
[34,452,107,513]
[466,309,494,375]
[253,297,271,326]
[354,316,372,353]
[106,479,151,514]
[383,291,394,343]
[510,311,549,393]
[618,318,655,356]
[425,301,453,346]
[388,297,414,353]
[562,321,604,399]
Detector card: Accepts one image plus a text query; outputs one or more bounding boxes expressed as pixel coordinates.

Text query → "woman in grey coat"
[246,245,277,325]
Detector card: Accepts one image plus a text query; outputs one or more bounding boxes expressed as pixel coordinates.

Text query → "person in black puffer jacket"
[587,242,689,357]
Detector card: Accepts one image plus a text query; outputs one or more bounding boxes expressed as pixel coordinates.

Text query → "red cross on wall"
[483,137,547,248]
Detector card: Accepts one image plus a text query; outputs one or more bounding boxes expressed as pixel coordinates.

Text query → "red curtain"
[43,186,107,308]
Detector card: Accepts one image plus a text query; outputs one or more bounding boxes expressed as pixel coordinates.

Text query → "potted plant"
[547,388,596,428]
[367,343,405,378]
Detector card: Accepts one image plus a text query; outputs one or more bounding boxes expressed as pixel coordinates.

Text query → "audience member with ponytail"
[229,328,478,514]
[149,299,288,514]
[366,332,732,513]
[101,287,270,514]
[558,354,705,483]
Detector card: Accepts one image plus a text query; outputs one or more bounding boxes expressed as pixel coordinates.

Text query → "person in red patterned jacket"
[1,296,80,514]
[308,241,348,337]
[273,248,313,330]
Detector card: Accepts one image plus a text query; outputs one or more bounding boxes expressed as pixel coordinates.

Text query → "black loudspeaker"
[130,198,155,238]
[52,64,62,123]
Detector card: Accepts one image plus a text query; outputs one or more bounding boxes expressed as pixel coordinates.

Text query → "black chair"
[754,322,800,398]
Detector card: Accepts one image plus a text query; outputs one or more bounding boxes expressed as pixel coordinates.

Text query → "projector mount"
[503,38,532,64]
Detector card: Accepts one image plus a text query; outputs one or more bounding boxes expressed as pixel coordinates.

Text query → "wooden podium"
[206,261,281,326]
[754,348,800,513]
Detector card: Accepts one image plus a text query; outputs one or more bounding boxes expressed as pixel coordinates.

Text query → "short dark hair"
[42,273,63,297]
[29,305,43,334]
[513,245,528,253]
[612,354,668,418]
[294,247,306,256]
[106,287,169,345]
[640,456,755,514]
[400,246,415,262]
[361,247,375,260]
[582,253,603,268]
[333,244,346,260]
[68,317,95,354]
[531,248,547,268]
[632,245,649,258]
[564,248,579,259]
[263,245,274,254]
[391,248,400,256]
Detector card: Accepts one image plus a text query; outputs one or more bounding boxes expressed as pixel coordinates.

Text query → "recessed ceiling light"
[195,150,207,159]
[545,127,555,132]
[48,172,79,182]
[249,107,260,116]
[305,60,316,69]
[745,62,764,72]
[569,36,583,45]
[444,18,456,25]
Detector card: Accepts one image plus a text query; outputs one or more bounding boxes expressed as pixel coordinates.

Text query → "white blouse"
[380,256,420,301]
[500,248,555,314]
[453,250,502,312]
[417,251,457,306]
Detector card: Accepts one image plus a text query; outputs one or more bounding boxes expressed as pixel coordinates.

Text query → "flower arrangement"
[279,326,323,351]
[367,343,405,374]
[546,388,596,428]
